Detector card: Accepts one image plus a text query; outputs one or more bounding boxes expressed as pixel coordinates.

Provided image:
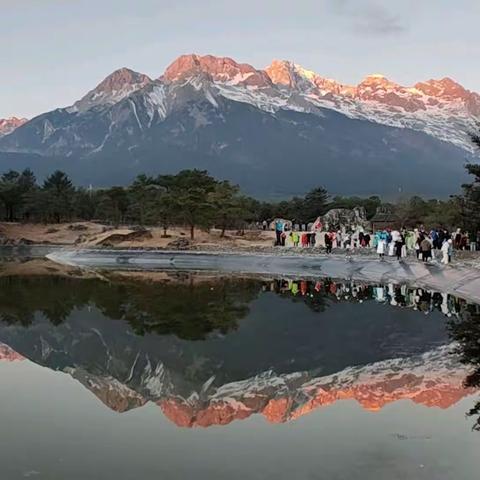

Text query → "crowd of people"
[372,227,476,264]
[271,219,479,265]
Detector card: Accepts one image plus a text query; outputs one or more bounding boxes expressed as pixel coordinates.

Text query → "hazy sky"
[2,0,479,118]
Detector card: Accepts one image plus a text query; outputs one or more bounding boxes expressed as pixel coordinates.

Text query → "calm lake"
[0,263,479,479]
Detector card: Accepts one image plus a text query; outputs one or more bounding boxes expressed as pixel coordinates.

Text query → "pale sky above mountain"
[1,0,479,118]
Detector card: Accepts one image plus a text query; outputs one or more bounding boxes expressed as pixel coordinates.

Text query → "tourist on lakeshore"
[437,229,445,249]
[454,228,462,249]
[414,229,424,259]
[394,231,405,261]
[404,230,415,252]
[291,231,300,247]
[301,232,308,247]
[325,232,333,254]
[275,220,284,246]
[332,231,339,249]
[377,236,386,259]
[364,233,371,248]
[420,236,432,262]
[385,230,393,256]
[441,238,453,264]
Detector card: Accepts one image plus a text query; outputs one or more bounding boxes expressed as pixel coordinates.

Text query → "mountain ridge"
[0,53,477,196]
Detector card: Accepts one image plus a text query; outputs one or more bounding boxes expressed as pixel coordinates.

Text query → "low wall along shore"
[46,249,480,305]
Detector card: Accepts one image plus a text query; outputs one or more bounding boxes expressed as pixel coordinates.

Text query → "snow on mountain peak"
[264,60,310,88]
[73,67,152,112]
[0,117,28,137]
[163,54,271,87]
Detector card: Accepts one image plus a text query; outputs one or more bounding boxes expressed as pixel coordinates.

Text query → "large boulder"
[320,207,368,232]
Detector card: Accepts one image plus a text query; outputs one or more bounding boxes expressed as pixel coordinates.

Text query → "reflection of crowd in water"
[265,278,477,317]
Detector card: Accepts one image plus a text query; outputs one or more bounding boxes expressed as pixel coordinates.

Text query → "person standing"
[454,228,462,249]
[394,232,404,261]
[414,229,424,260]
[335,231,342,249]
[292,231,300,247]
[325,232,333,254]
[377,236,386,260]
[420,237,432,263]
[441,239,452,264]
[275,220,283,246]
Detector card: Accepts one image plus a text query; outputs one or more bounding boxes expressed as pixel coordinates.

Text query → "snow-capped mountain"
[0,54,477,195]
[264,60,480,150]
[0,117,28,137]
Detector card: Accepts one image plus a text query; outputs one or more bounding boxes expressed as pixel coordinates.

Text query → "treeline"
[0,160,479,236]
[0,169,330,239]
[0,169,375,237]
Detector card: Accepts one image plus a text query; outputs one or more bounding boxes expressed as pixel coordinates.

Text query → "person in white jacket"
[377,238,386,259]
[441,239,453,264]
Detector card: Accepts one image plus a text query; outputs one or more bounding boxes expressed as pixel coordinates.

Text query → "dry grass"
[0,222,276,249]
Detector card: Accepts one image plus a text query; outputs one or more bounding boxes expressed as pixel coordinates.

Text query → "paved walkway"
[47,249,480,304]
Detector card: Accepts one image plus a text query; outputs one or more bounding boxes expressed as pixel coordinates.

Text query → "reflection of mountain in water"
[448,306,480,430]
[0,273,477,427]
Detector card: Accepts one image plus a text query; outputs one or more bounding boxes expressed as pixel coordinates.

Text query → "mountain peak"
[163,54,272,87]
[265,60,297,87]
[96,67,151,91]
[359,74,397,88]
[414,76,473,102]
[0,117,28,137]
[73,68,152,112]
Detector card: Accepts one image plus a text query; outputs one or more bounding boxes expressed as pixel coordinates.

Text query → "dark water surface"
[0,265,480,479]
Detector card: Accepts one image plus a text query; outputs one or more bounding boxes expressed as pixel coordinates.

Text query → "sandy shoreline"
[2,221,480,304]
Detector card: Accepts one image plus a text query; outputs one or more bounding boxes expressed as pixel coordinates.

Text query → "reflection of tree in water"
[0,275,261,340]
[1,273,472,334]
[448,304,480,431]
